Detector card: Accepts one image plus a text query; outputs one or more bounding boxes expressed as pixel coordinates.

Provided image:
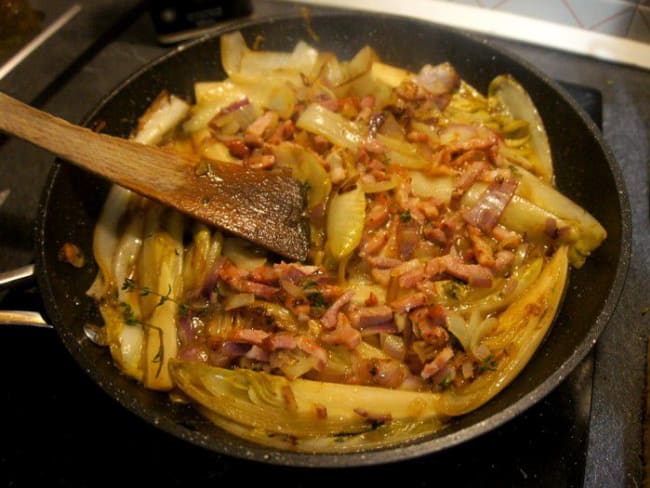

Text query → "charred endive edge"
[437,245,569,416]
[168,246,569,452]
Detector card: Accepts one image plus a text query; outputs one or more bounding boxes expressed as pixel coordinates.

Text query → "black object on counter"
[150,0,253,43]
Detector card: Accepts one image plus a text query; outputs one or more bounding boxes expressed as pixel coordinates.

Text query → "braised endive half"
[169,246,568,452]
[87,30,605,452]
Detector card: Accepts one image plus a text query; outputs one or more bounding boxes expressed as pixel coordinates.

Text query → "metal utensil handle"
[0,265,52,328]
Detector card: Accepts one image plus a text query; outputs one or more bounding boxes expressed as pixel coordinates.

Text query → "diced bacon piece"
[225,139,250,159]
[318,98,339,111]
[245,344,270,362]
[366,199,390,229]
[267,119,295,144]
[218,258,249,281]
[235,280,279,300]
[391,259,424,277]
[467,224,496,268]
[421,346,455,379]
[370,268,391,287]
[441,124,498,153]
[312,135,330,153]
[366,158,388,173]
[424,256,446,280]
[249,265,279,284]
[423,225,448,247]
[319,313,362,350]
[456,161,490,192]
[451,149,488,168]
[246,152,276,169]
[410,305,449,347]
[440,212,463,239]
[265,331,298,350]
[494,250,515,273]
[244,111,278,146]
[360,95,376,109]
[491,224,522,249]
[417,198,440,219]
[274,262,321,282]
[362,139,386,155]
[407,130,428,143]
[265,333,328,371]
[320,290,355,329]
[229,328,271,345]
[366,255,402,269]
[390,292,427,313]
[361,229,389,256]
[479,168,513,183]
[318,283,345,301]
[218,260,279,299]
[349,305,394,328]
[441,255,493,288]
[398,269,426,289]
[416,62,460,96]
[296,336,328,370]
[397,220,420,261]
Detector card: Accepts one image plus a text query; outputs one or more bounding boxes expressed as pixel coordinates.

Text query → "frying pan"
[26,10,630,467]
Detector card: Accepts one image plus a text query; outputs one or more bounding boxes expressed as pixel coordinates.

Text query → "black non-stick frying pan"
[31,11,630,467]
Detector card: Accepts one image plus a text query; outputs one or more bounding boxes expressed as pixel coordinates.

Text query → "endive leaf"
[437,245,569,416]
[169,359,447,452]
[326,186,366,260]
[489,75,554,184]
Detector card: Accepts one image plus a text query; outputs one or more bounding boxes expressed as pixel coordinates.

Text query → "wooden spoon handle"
[0,92,309,261]
[0,92,187,190]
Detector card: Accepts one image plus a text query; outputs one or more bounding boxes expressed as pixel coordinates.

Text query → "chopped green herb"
[439,374,453,390]
[119,302,139,326]
[477,355,498,373]
[144,323,165,378]
[122,278,136,292]
[444,282,461,301]
[307,291,326,308]
[398,210,412,222]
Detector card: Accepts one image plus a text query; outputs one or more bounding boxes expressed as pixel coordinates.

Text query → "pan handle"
[0,265,52,328]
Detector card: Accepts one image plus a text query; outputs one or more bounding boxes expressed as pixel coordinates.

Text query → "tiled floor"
[446,0,650,42]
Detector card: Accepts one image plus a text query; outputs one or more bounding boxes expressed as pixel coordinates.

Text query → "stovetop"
[1,1,648,486]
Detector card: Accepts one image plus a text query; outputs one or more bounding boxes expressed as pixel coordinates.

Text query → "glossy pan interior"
[34,11,631,467]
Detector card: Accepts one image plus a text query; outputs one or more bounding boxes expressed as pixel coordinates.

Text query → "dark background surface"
[0,1,648,486]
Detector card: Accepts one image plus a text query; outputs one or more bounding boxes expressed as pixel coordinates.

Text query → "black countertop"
[0,1,648,486]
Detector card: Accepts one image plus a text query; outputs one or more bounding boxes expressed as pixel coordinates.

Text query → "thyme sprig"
[122,278,188,315]
[117,301,165,378]
[120,278,190,378]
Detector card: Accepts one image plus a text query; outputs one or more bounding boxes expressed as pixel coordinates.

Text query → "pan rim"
[34,9,632,467]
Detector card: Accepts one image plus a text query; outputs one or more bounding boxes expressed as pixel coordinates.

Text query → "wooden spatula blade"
[166,160,310,262]
[0,92,310,261]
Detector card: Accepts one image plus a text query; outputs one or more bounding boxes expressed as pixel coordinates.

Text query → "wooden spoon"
[0,92,309,261]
